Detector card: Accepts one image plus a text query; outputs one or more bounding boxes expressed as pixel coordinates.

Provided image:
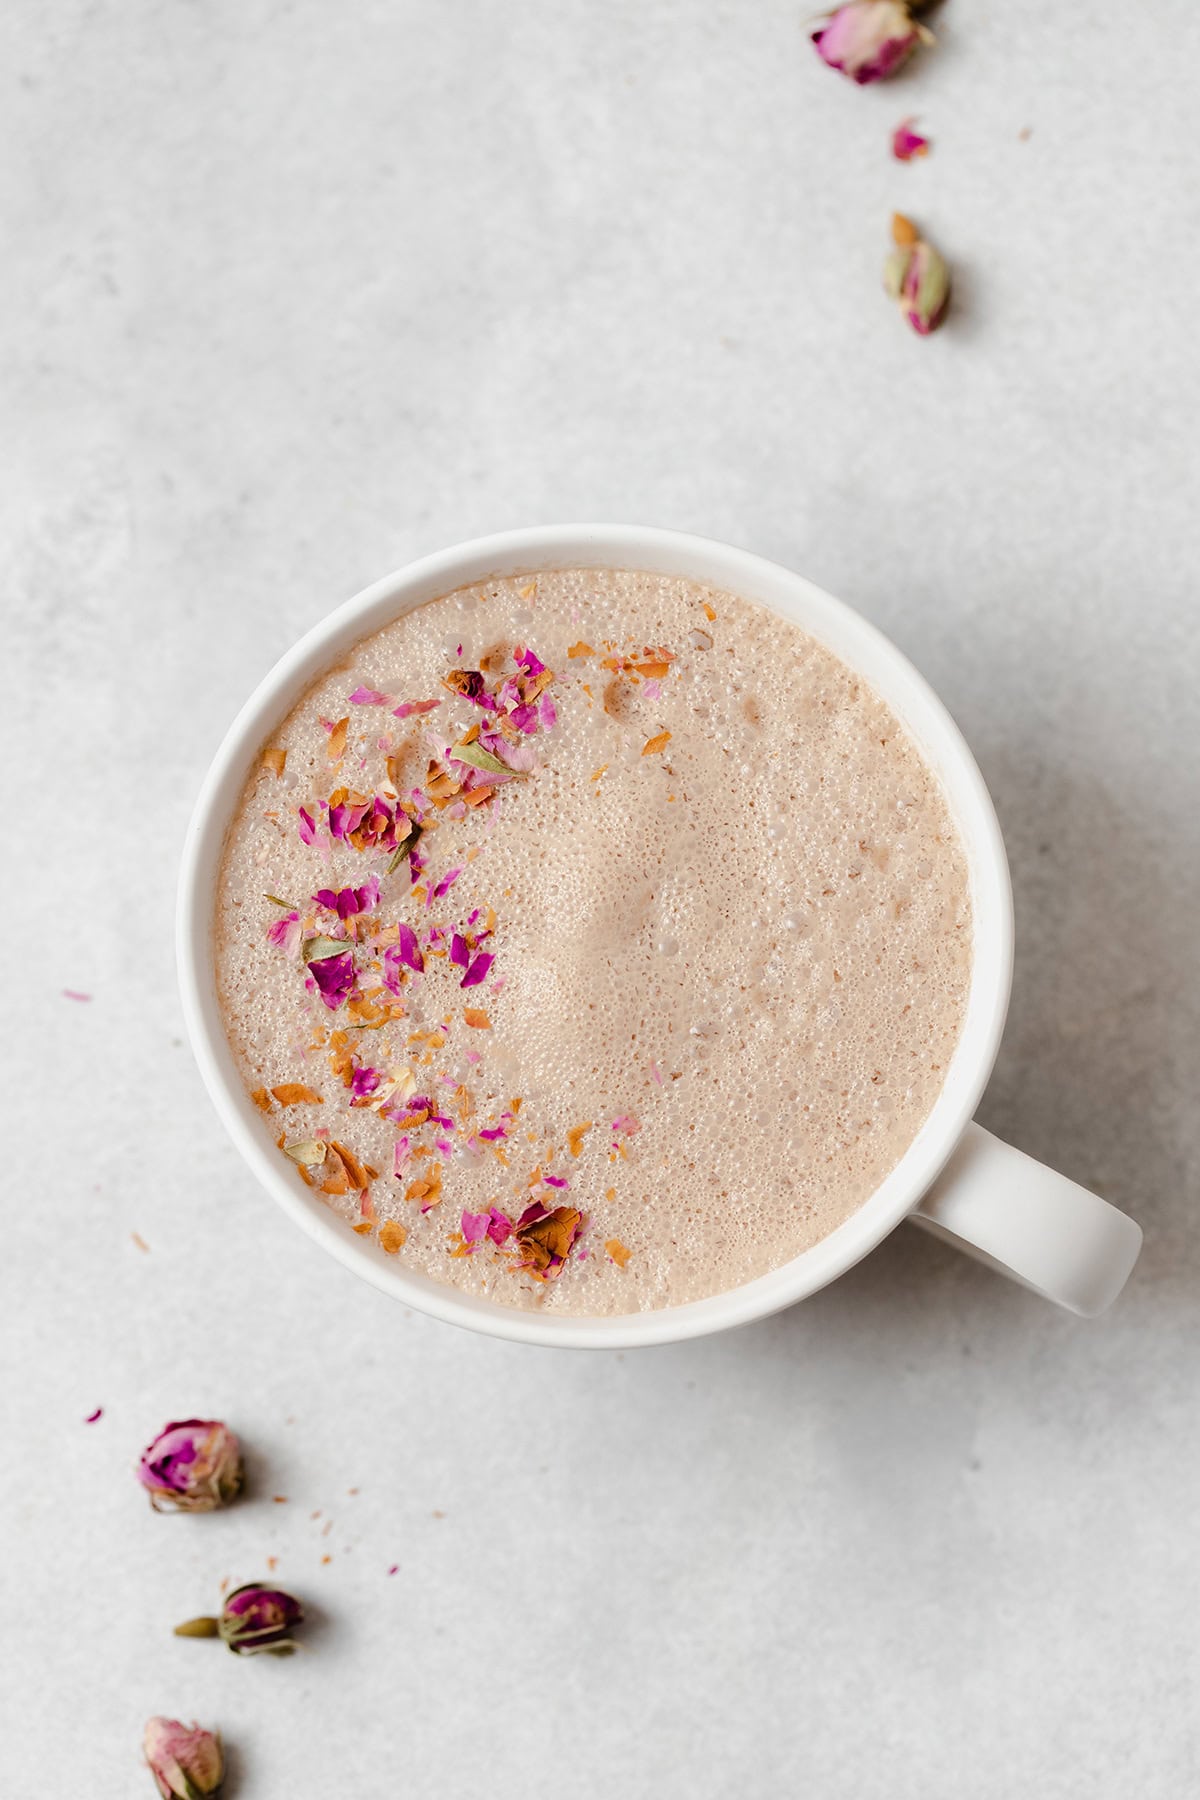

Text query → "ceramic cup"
[178,525,1143,1346]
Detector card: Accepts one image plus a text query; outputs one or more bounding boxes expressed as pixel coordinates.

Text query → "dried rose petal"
[892,117,930,161]
[812,0,931,85]
[137,1421,243,1514]
[460,951,493,989]
[309,949,356,1009]
[312,878,379,919]
[486,1206,513,1244]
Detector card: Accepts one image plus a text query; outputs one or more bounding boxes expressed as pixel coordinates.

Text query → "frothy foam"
[216,568,971,1314]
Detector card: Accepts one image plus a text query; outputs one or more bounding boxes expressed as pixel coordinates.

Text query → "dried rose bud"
[812,0,933,84]
[143,1717,223,1799]
[137,1420,243,1513]
[219,1583,304,1655]
[884,213,950,335]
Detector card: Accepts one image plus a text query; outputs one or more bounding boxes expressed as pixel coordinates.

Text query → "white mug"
[177,525,1142,1347]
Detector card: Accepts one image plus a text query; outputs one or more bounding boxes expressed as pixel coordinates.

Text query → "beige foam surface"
[215,568,970,1313]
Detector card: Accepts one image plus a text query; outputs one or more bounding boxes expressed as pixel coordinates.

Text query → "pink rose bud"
[143,1717,223,1799]
[812,0,932,85]
[884,213,950,335]
[137,1420,243,1513]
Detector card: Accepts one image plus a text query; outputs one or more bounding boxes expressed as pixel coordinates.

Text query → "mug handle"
[910,1123,1142,1316]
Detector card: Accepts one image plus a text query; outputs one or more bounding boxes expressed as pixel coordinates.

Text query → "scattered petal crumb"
[387,1564,399,1575]
[892,117,930,161]
[130,1232,150,1253]
[272,1495,288,1504]
[702,601,717,621]
[250,1087,272,1112]
[1018,126,1032,141]
[263,747,287,777]
[84,1406,103,1424]
[266,1555,279,1571]
[62,989,92,1002]
[432,1509,446,1519]
[321,1554,332,1565]
[568,641,594,658]
[347,1487,359,1496]
[606,1238,633,1268]
[642,730,672,756]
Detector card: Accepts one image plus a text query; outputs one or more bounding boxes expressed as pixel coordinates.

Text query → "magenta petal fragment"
[298,807,317,846]
[450,932,469,969]
[348,686,391,706]
[486,1207,512,1244]
[392,698,440,718]
[892,118,929,161]
[397,922,424,972]
[310,950,356,1009]
[349,1064,381,1099]
[433,867,462,900]
[460,952,494,988]
[266,911,302,956]
[460,1210,489,1246]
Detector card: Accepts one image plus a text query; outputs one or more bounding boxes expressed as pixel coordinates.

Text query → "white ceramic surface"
[178,526,1140,1344]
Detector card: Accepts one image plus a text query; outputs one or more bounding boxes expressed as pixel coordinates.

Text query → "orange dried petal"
[379,1220,407,1254]
[250,1087,272,1112]
[566,1121,593,1157]
[892,211,919,247]
[331,1140,372,1191]
[271,1083,324,1106]
[641,731,672,756]
[328,717,349,762]
[262,747,287,777]
[463,1008,491,1029]
[606,1238,633,1268]
[567,641,594,658]
[702,601,717,622]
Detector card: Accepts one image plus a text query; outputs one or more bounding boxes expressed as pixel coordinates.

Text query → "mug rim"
[177,524,1013,1348]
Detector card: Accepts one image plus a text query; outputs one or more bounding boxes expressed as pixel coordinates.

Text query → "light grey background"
[4,2,1198,1794]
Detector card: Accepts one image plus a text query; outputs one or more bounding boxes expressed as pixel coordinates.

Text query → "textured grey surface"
[4,2,1199,1794]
